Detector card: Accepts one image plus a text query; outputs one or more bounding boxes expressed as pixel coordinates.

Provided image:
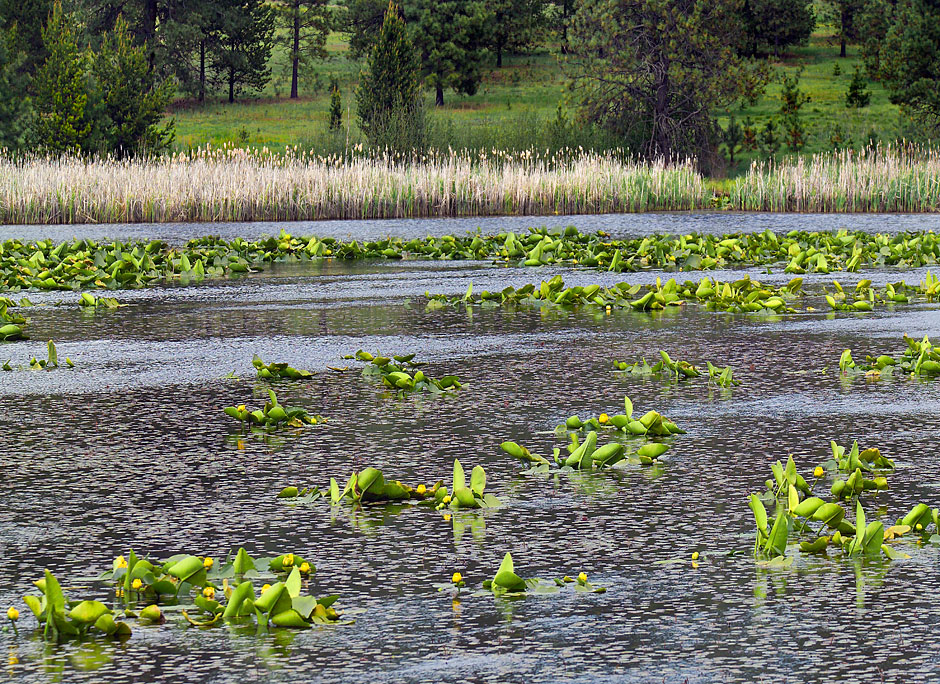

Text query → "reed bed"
[730,145,940,213]
[0,147,707,224]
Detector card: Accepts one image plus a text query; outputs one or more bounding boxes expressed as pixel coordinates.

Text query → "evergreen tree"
[870,0,940,134]
[211,0,276,103]
[488,0,545,68]
[779,72,810,151]
[92,16,175,156]
[356,1,423,148]
[341,0,388,60]
[568,0,770,163]
[844,64,871,108]
[276,0,332,99]
[404,0,491,106]
[0,28,31,150]
[721,114,743,164]
[0,0,54,78]
[33,1,94,153]
[329,78,343,130]
[824,0,864,57]
[739,0,815,57]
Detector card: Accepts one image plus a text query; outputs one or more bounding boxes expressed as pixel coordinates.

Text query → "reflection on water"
[2,236,940,682]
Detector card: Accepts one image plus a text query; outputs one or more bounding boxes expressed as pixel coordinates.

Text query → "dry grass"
[0,147,706,224]
[730,145,940,212]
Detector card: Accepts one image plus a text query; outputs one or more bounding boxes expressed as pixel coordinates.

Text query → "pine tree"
[33,1,94,153]
[844,64,871,108]
[211,0,276,103]
[328,78,342,131]
[404,0,491,106]
[780,72,810,151]
[356,1,423,148]
[0,28,30,150]
[92,16,175,156]
[0,0,54,78]
[276,0,332,99]
[489,0,545,68]
[722,114,743,164]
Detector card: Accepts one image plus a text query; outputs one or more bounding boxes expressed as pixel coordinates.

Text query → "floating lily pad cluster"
[224,389,324,429]
[502,396,682,470]
[614,351,740,387]
[343,350,461,396]
[479,553,605,595]
[320,459,500,511]
[252,355,313,380]
[749,441,930,563]
[0,298,28,340]
[78,293,121,309]
[4,340,74,371]
[5,228,940,294]
[840,334,940,378]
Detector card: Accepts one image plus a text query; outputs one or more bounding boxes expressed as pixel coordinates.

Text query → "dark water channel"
[2,215,940,683]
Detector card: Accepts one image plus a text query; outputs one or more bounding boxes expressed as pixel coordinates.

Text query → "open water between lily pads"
[2,213,940,683]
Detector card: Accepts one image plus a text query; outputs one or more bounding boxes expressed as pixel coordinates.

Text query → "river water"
[2,214,940,683]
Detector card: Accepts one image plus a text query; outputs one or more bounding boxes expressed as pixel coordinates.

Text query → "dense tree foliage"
[739,0,815,57]
[488,0,546,67]
[341,0,388,60]
[824,0,864,57]
[91,16,175,155]
[33,2,94,153]
[869,0,940,133]
[0,0,54,77]
[211,0,276,103]
[568,0,769,164]
[0,29,31,149]
[276,0,332,99]
[404,0,491,106]
[356,2,423,147]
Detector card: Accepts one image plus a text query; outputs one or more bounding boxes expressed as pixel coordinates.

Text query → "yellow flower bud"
[7,607,19,621]
[131,579,142,590]
[598,413,609,424]
[577,572,588,583]
[202,586,215,600]
[261,584,272,593]
[416,484,427,495]
[442,495,451,504]
[237,405,246,412]
[814,466,824,478]
[443,513,451,522]
[691,551,699,561]
[116,555,127,569]
[203,557,214,569]
[452,572,463,584]
[299,562,311,574]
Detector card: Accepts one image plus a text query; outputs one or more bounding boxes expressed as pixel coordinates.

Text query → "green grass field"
[170,24,904,176]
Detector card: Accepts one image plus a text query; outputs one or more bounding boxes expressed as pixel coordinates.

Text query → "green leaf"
[453,459,465,491]
[285,567,301,598]
[470,465,486,496]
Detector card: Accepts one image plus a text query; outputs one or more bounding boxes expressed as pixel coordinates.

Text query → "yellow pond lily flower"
[577,572,588,583]
[814,466,824,478]
[416,484,427,495]
[202,586,215,600]
[131,579,143,590]
[299,562,311,574]
[452,572,463,584]
[691,551,699,561]
[7,607,19,621]
[115,556,127,569]
[261,584,272,593]
[442,495,451,505]
[282,553,295,567]
[203,557,214,569]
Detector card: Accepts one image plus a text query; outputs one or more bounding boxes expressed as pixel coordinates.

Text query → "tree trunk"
[229,69,235,103]
[840,8,848,58]
[143,0,158,69]
[496,42,502,68]
[436,84,444,107]
[291,1,300,99]
[199,39,206,103]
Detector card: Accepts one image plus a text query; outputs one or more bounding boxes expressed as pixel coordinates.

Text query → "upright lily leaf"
[470,466,486,497]
[453,460,466,491]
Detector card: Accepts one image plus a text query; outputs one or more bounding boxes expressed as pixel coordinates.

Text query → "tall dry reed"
[0,146,706,224]
[730,145,940,213]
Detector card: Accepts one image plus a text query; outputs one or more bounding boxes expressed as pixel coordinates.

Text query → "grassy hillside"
[170,25,904,175]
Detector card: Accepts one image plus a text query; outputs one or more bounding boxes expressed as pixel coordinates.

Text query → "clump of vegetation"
[252,355,313,380]
[224,389,324,429]
[840,334,940,378]
[480,553,605,595]
[344,350,461,396]
[748,441,925,564]
[614,351,740,388]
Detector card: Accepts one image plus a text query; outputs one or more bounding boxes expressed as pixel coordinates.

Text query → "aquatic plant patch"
[840,335,940,378]
[748,443,932,563]
[614,351,740,388]
[343,350,462,396]
[480,553,606,595]
[3,340,74,371]
[324,459,500,511]
[224,389,324,429]
[252,355,313,380]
